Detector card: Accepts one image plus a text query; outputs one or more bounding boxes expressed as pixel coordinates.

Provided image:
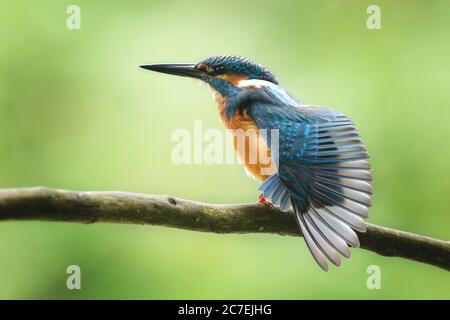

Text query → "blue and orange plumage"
[141,55,373,271]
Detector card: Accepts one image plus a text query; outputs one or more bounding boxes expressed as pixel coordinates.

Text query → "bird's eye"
[208,65,225,76]
[214,65,225,74]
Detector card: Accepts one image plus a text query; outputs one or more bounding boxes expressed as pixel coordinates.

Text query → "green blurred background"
[0,0,449,299]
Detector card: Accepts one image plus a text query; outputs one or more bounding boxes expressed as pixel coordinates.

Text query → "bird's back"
[225,82,373,271]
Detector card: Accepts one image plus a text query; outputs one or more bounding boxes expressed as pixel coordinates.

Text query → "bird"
[140,55,372,271]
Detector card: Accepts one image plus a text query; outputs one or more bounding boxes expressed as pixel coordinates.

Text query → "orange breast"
[215,95,275,182]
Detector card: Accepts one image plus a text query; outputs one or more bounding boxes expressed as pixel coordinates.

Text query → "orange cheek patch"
[216,74,248,86]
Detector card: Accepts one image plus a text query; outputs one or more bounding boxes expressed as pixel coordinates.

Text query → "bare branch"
[0,187,449,271]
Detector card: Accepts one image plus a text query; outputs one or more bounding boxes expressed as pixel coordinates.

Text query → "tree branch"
[0,187,449,271]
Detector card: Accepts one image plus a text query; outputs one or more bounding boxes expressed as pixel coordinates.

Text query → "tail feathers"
[296,211,330,271]
[258,173,367,271]
[292,197,364,271]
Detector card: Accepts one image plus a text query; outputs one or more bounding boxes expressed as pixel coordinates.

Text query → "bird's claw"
[258,194,273,207]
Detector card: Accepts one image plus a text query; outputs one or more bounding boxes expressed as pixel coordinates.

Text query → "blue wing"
[245,86,372,271]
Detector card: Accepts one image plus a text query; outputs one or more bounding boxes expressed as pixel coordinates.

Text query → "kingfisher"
[140,55,372,271]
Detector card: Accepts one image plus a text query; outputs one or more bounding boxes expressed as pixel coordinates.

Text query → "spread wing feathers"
[257,113,372,271]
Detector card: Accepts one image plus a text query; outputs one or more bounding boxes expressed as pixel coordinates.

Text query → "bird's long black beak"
[140,63,204,80]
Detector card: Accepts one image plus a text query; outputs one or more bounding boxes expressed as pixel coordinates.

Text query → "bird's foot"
[257,194,273,207]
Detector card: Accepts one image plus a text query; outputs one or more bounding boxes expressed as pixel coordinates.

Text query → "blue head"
[141,55,278,97]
